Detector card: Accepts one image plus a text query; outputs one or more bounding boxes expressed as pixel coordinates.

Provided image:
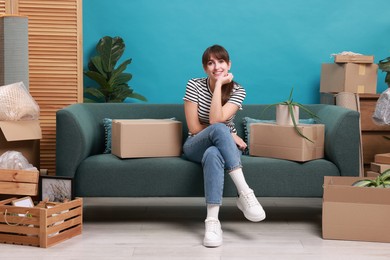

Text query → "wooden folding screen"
[1,0,83,175]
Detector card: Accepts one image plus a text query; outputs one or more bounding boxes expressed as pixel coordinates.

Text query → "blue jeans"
[183,123,242,205]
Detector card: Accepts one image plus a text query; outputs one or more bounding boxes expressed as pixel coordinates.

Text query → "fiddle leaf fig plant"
[378,57,390,86]
[262,88,320,143]
[84,36,147,103]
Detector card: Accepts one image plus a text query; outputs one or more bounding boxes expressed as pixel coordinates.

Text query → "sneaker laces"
[205,218,220,233]
[242,191,260,208]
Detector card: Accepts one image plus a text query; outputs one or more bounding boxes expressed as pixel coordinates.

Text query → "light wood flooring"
[0,197,389,260]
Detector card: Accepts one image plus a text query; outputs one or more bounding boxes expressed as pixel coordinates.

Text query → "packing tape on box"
[359,64,366,75]
[357,85,365,93]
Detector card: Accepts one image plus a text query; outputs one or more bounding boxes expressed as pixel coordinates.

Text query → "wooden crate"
[0,197,82,248]
[0,169,39,196]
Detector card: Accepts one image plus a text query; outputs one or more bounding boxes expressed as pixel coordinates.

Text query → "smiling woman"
[182,45,265,247]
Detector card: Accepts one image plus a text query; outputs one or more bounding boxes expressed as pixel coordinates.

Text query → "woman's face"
[204,54,231,82]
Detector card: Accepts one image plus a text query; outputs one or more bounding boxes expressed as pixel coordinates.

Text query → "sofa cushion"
[75,154,204,197]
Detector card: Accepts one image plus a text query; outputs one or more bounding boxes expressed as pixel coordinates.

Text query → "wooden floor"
[0,197,389,260]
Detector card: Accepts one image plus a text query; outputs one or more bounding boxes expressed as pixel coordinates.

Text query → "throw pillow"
[242,117,316,155]
[102,117,177,154]
[103,118,112,154]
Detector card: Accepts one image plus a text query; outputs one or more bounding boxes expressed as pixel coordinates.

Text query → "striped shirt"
[183,77,246,134]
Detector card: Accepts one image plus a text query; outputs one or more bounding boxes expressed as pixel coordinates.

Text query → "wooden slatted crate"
[0,169,39,196]
[0,197,82,248]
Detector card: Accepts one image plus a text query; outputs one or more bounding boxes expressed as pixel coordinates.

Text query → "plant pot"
[276,104,299,126]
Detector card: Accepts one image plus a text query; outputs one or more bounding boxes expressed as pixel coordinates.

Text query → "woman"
[183,45,266,248]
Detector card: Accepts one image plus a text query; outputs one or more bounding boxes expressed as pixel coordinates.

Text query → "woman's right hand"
[216,73,234,87]
[231,133,247,151]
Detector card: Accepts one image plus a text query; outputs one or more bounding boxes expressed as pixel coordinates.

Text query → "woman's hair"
[202,45,235,105]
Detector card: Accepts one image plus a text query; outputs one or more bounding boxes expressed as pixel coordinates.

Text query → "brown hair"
[202,45,234,105]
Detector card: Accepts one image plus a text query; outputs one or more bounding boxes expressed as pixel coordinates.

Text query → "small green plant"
[262,88,320,142]
[378,57,390,86]
[352,170,390,188]
[84,36,147,103]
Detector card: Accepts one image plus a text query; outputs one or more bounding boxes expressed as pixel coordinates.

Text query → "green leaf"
[96,36,125,73]
[288,104,314,143]
[109,73,132,87]
[110,59,132,81]
[379,57,390,72]
[84,87,105,98]
[89,56,106,78]
[294,102,320,119]
[85,71,109,88]
[128,92,148,102]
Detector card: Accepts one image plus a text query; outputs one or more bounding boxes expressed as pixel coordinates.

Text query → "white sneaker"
[237,189,266,222]
[203,218,223,247]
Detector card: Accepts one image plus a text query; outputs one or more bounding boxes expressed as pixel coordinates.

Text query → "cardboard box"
[249,123,324,162]
[111,119,182,158]
[0,197,82,248]
[365,170,380,177]
[322,176,390,243]
[0,169,39,196]
[0,120,41,168]
[320,63,378,94]
[334,55,374,64]
[374,153,390,164]
[370,162,390,174]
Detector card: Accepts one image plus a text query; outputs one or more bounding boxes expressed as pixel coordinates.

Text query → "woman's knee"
[202,146,224,166]
[209,123,230,136]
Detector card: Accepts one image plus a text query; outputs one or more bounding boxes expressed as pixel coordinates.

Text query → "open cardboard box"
[0,120,41,168]
[322,176,390,243]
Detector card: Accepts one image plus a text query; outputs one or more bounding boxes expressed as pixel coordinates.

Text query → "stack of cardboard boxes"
[320,54,390,243]
[320,54,378,95]
[367,152,390,177]
[320,54,383,177]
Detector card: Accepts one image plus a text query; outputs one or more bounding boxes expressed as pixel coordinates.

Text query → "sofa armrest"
[317,105,360,177]
[56,104,102,178]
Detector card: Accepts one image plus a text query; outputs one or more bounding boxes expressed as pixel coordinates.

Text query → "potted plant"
[352,169,390,188]
[262,88,320,142]
[84,36,147,103]
[378,56,390,87]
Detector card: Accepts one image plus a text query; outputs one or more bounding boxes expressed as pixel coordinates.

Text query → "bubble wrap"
[0,151,37,171]
[0,81,39,120]
[373,88,390,125]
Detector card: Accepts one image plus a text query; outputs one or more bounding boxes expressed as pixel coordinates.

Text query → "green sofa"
[56,103,360,198]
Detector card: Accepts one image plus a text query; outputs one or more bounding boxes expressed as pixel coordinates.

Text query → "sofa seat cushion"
[75,153,340,198]
[236,156,340,197]
[75,154,204,197]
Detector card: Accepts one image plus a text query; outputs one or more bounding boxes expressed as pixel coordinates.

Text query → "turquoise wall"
[83,0,390,104]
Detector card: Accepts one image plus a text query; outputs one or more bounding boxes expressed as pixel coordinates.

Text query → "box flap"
[0,120,42,141]
[323,176,390,204]
[334,55,374,64]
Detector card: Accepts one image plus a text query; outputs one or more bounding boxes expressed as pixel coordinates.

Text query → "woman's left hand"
[231,133,247,151]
